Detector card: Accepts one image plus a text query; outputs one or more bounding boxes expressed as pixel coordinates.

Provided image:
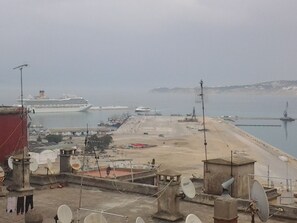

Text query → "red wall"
[0,108,28,163]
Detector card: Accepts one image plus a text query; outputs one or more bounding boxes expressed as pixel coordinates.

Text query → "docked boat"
[280,102,295,122]
[135,106,151,113]
[18,90,92,113]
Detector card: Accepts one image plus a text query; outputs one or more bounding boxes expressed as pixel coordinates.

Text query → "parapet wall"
[30,173,158,196]
[190,193,297,220]
[30,174,297,220]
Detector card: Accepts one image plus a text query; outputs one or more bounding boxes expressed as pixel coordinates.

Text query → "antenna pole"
[231,150,233,177]
[78,124,89,219]
[200,80,208,167]
[13,64,28,188]
[267,165,270,187]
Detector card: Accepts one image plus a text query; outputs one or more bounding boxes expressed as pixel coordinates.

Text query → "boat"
[135,106,151,113]
[18,90,92,113]
[280,102,295,121]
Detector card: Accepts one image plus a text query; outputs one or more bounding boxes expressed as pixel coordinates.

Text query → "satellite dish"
[221,177,234,196]
[185,214,202,223]
[0,166,5,182]
[29,157,39,172]
[84,213,107,223]
[57,204,73,223]
[181,177,196,199]
[0,166,4,177]
[222,177,234,190]
[70,156,82,170]
[250,180,270,222]
[8,156,13,170]
[136,216,145,223]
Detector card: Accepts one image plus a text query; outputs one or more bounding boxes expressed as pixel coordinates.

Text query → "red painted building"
[0,106,28,164]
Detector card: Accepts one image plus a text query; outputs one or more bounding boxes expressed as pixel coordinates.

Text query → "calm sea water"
[29,91,297,158]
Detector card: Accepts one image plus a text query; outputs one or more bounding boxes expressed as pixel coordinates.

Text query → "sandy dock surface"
[112,116,297,187]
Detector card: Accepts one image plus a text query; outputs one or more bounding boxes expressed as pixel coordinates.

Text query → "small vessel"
[135,106,151,113]
[18,90,92,113]
[280,102,295,121]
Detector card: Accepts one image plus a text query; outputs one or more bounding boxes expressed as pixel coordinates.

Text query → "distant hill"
[151,80,297,95]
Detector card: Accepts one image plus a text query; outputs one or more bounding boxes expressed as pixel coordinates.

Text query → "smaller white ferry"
[135,106,151,113]
[18,90,92,113]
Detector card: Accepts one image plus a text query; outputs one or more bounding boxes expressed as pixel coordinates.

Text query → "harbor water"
[29,91,297,158]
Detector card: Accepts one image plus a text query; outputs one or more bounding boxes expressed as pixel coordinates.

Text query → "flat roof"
[82,168,143,178]
[203,156,256,166]
[0,106,21,114]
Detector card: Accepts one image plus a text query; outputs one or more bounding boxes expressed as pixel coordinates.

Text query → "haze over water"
[27,91,297,158]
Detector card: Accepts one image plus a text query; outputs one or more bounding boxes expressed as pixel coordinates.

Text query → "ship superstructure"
[18,90,92,113]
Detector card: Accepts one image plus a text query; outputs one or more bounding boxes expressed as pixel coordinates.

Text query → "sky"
[1,0,297,104]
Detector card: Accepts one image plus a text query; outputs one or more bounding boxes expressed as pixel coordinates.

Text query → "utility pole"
[200,80,208,165]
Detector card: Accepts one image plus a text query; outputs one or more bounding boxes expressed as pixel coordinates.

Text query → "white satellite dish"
[69,156,82,170]
[136,216,145,223]
[0,166,4,178]
[221,177,234,196]
[185,214,202,223]
[250,180,270,222]
[8,156,13,170]
[57,204,73,223]
[29,157,39,172]
[84,213,107,223]
[0,166,4,177]
[181,177,196,199]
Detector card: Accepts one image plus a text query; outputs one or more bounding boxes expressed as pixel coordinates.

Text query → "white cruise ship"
[18,90,92,113]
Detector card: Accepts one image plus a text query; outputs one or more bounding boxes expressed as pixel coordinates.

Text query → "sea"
[28,91,297,158]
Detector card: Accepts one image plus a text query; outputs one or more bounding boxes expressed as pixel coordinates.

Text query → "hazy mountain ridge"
[151,80,297,95]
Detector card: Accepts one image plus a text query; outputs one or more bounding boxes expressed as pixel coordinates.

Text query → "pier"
[235,124,281,127]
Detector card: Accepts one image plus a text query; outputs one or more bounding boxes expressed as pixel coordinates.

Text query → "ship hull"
[29,104,92,113]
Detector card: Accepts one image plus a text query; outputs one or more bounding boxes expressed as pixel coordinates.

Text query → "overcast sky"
[1,0,297,103]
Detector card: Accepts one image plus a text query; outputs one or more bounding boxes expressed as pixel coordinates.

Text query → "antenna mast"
[13,63,28,188]
[200,80,208,164]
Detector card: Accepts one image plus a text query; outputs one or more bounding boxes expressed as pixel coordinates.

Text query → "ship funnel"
[39,90,45,98]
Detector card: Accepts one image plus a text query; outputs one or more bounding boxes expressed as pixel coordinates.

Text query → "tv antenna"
[200,80,208,166]
[13,63,29,188]
[248,180,269,222]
